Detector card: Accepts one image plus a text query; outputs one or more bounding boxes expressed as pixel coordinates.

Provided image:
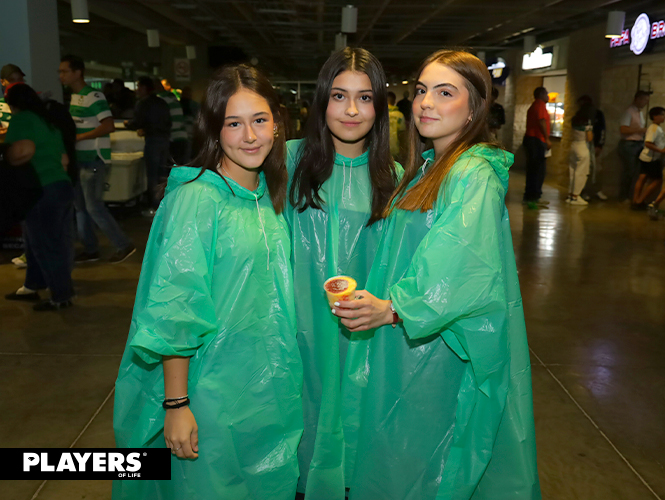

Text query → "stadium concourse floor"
[1,171,664,500]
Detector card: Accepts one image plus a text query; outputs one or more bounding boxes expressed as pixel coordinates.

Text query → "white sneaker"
[12,254,27,269]
[568,196,588,206]
[596,191,608,200]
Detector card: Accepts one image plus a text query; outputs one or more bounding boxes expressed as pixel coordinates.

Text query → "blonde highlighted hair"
[386,50,499,215]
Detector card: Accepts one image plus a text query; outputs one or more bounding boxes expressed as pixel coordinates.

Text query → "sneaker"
[75,251,101,263]
[535,199,550,205]
[108,245,136,264]
[596,191,608,200]
[11,254,27,268]
[5,288,41,302]
[648,204,659,221]
[568,196,588,206]
[33,299,73,312]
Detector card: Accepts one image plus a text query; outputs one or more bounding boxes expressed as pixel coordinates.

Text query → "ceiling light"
[147,29,160,48]
[606,11,625,38]
[524,35,536,53]
[341,5,358,33]
[71,0,89,23]
[401,80,408,84]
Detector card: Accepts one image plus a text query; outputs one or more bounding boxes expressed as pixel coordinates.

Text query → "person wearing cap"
[0,64,26,140]
[59,54,135,264]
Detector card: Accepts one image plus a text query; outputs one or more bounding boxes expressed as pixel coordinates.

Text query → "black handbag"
[0,143,43,235]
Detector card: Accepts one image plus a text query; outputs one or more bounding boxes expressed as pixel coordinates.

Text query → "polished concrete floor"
[1,172,664,500]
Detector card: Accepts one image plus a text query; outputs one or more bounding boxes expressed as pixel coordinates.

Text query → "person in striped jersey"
[0,64,26,141]
[155,78,188,166]
[59,55,135,264]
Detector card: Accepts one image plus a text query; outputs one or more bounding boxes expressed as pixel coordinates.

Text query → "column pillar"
[0,0,62,102]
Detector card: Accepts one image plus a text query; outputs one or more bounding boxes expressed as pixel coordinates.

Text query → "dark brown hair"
[388,49,498,214]
[289,47,398,225]
[188,64,287,214]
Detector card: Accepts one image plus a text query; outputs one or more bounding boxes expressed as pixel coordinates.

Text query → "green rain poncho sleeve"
[350,148,539,500]
[128,184,218,365]
[113,168,303,500]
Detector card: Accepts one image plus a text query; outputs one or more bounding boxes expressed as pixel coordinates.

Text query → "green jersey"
[69,85,112,163]
[0,96,11,128]
[5,110,69,187]
[157,91,187,142]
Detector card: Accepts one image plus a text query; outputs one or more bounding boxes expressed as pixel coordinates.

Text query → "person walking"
[3,83,75,311]
[59,54,135,264]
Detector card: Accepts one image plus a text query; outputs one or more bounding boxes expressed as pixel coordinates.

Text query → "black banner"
[0,449,171,480]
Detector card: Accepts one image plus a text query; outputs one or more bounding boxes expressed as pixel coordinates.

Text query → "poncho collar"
[333,148,369,168]
[169,166,267,201]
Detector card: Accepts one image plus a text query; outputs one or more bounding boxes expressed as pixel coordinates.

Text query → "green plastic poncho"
[284,139,402,499]
[349,145,541,500]
[113,167,303,500]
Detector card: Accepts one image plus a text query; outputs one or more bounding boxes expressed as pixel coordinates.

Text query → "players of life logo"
[610,13,665,55]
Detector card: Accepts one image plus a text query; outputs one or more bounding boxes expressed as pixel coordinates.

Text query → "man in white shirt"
[618,90,650,201]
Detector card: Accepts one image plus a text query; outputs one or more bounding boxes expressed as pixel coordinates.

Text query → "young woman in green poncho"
[285,48,401,500]
[334,50,541,499]
[112,65,303,500]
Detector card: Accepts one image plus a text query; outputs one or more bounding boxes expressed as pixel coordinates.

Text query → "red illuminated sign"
[610,29,630,47]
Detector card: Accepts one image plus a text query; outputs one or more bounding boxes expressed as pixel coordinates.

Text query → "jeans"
[24,180,75,302]
[74,158,132,253]
[618,140,643,200]
[144,136,171,208]
[523,135,547,201]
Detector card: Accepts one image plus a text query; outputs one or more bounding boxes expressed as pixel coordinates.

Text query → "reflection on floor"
[1,172,664,500]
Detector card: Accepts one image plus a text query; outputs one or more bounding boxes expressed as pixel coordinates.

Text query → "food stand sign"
[610,13,664,55]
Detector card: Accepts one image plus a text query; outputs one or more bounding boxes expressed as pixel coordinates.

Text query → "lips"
[241,147,261,153]
[340,121,362,127]
[419,116,438,122]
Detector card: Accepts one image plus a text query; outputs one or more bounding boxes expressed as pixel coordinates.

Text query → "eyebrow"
[224,111,269,120]
[416,81,459,91]
[331,87,373,93]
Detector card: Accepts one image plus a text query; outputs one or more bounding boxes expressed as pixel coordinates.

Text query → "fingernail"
[331,309,336,314]
[334,302,340,306]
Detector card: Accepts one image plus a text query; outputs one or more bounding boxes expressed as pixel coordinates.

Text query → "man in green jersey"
[59,55,135,264]
[155,78,188,165]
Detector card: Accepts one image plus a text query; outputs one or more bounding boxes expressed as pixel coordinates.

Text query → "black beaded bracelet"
[162,397,190,410]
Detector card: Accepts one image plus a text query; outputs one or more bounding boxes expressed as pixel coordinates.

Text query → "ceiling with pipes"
[57,0,658,80]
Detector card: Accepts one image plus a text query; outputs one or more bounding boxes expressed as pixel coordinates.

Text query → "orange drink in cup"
[324,276,357,307]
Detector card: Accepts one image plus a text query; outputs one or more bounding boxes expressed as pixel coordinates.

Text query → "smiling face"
[325,71,376,151]
[413,62,472,154]
[219,88,275,175]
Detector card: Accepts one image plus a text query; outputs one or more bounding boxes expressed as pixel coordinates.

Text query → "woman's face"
[413,62,472,152]
[219,88,275,172]
[325,71,376,147]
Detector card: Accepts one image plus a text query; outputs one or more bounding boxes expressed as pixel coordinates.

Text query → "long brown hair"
[188,64,287,214]
[289,47,398,226]
[387,50,497,214]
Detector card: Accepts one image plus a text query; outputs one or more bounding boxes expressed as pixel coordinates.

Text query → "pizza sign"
[610,13,665,55]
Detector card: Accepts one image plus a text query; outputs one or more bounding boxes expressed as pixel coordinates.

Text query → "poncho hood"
[166,166,267,200]
[421,143,513,189]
